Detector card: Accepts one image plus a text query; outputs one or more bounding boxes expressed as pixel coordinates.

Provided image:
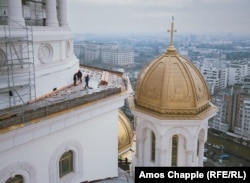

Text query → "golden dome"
[118,109,134,153]
[134,19,211,116]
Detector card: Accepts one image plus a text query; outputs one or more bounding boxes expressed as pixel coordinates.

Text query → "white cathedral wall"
[176,136,187,166]
[0,96,124,183]
[142,129,154,166]
[0,27,79,108]
[32,29,79,97]
[132,111,209,167]
[34,58,79,96]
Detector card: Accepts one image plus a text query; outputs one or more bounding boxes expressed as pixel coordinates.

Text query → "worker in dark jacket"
[73,72,78,86]
[85,74,89,89]
[77,70,82,83]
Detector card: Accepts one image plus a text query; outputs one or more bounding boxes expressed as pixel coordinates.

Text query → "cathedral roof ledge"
[0,66,131,133]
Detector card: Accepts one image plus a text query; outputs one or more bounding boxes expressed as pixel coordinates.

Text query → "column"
[137,138,144,166]
[187,151,193,166]
[57,0,69,27]
[8,0,25,26]
[45,0,59,27]
[158,149,167,166]
[198,141,204,166]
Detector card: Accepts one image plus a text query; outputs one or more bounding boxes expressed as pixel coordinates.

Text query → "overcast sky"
[67,0,250,35]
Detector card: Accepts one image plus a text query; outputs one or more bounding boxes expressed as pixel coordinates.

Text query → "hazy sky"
[67,0,250,35]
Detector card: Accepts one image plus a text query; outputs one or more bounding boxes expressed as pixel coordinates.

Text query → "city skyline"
[68,0,250,36]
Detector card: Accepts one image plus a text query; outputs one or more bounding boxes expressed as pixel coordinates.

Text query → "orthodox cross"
[167,16,177,46]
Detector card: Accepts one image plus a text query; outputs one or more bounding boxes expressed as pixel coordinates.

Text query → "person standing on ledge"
[77,70,82,83]
[85,74,89,89]
[73,72,78,86]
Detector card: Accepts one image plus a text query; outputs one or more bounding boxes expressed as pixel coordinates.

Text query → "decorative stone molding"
[65,40,70,57]
[38,43,53,64]
[0,161,36,183]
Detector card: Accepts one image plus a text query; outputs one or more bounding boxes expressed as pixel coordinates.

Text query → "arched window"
[171,135,178,166]
[5,175,23,183]
[59,150,74,178]
[151,131,155,162]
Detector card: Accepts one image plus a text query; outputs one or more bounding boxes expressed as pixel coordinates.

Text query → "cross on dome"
[166,16,177,53]
[167,16,177,46]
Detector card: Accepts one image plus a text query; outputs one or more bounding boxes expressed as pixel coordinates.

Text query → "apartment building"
[210,91,232,132]
[234,86,250,139]
[101,47,134,66]
[228,61,248,86]
[199,60,228,95]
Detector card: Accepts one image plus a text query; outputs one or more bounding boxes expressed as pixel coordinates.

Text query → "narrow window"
[197,140,199,156]
[151,131,155,161]
[59,150,74,178]
[5,175,23,183]
[22,0,26,5]
[171,135,178,166]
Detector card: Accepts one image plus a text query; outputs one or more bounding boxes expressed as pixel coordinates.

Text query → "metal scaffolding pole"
[0,3,36,110]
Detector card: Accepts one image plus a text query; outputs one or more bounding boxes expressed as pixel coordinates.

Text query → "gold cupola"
[118,109,134,154]
[134,18,211,116]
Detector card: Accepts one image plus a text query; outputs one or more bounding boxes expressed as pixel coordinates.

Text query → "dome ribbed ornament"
[134,17,211,116]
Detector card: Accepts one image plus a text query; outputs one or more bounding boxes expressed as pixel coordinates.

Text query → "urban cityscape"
[0,1,250,183]
[74,32,250,167]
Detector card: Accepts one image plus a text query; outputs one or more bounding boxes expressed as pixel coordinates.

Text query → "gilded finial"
[166,16,177,54]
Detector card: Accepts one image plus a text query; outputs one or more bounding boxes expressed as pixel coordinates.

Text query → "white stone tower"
[0,0,79,109]
[0,2,132,182]
[131,18,217,169]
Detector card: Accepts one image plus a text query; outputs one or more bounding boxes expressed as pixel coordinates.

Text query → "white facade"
[102,48,134,66]
[77,42,119,63]
[131,110,216,168]
[210,97,229,132]
[235,99,250,138]
[199,61,228,95]
[228,66,242,86]
[0,94,127,183]
[220,68,228,89]
[247,63,250,75]
[228,62,248,86]
[0,0,79,109]
[83,44,101,62]
[0,1,132,182]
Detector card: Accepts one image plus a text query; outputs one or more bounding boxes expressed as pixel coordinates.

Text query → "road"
[204,131,250,167]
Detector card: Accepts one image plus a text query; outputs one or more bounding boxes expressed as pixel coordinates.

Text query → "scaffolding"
[0,9,36,109]
[23,0,46,26]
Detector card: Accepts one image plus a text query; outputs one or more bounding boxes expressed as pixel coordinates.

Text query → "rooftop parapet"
[0,66,131,132]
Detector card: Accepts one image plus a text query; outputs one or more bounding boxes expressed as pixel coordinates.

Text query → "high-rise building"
[228,61,248,86]
[210,91,233,132]
[101,47,134,66]
[234,86,250,138]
